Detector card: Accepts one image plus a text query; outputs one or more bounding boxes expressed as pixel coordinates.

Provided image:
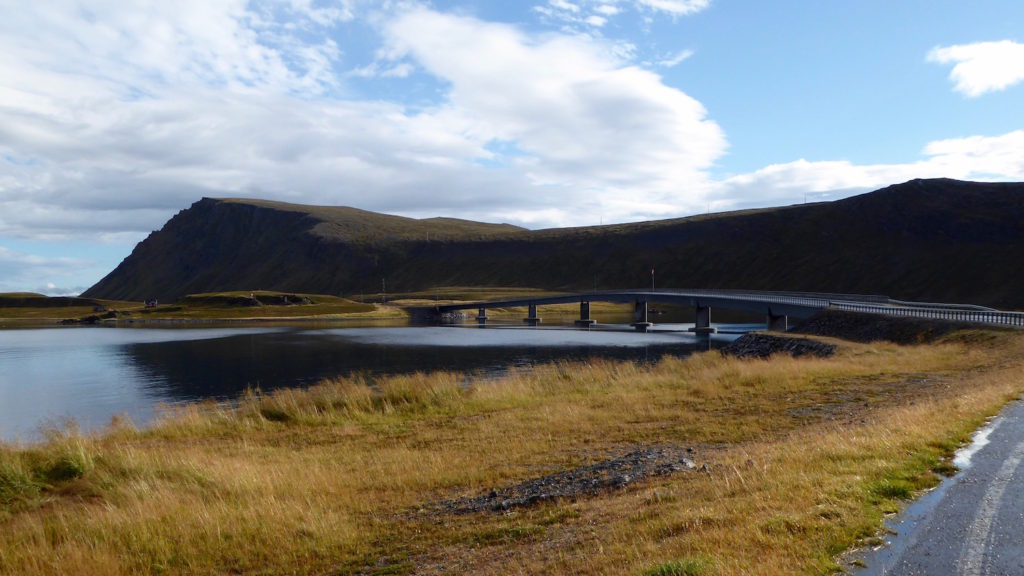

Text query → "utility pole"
[651,266,655,292]
[382,278,386,304]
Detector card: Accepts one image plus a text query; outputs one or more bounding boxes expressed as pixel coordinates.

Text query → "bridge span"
[430,289,1024,332]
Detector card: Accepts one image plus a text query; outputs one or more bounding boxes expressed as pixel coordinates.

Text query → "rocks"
[792,309,983,344]
[59,315,101,325]
[720,333,836,359]
[437,447,700,514]
[59,309,130,325]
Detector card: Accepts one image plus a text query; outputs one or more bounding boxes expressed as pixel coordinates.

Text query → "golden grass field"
[1,329,1022,575]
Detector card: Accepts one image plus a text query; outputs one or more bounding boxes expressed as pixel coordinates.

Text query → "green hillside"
[83,178,1024,309]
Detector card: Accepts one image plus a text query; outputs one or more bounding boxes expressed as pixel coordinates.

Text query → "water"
[0,322,751,442]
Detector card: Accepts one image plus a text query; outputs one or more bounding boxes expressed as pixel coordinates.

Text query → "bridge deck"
[429,289,1024,328]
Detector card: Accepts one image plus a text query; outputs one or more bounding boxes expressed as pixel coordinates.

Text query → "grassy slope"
[2,331,1022,575]
[219,198,526,243]
[0,292,388,325]
[82,179,1024,308]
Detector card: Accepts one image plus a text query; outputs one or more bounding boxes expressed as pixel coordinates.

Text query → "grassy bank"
[2,331,1022,575]
[0,291,397,326]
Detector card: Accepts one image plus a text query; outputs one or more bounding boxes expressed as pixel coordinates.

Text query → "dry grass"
[1,332,1022,575]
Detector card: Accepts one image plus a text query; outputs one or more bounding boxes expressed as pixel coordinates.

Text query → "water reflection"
[0,324,744,442]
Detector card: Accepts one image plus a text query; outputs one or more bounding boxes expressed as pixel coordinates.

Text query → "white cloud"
[285,0,356,26]
[534,0,709,28]
[635,0,710,16]
[657,49,694,68]
[928,40,1024,97]
[714,130,1024,207]
[349,61,415,78]
[381,8,726,220]
[550,0,581,13]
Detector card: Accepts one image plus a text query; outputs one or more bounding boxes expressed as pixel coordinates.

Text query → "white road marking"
[958,437,1024,576]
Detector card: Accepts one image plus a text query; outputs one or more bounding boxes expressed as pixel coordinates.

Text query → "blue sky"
[1,0,1023,294]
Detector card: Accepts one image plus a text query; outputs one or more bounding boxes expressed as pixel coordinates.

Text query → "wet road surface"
[858,399,1024,575]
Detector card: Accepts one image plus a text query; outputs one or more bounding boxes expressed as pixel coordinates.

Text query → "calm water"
[0,322,748,442]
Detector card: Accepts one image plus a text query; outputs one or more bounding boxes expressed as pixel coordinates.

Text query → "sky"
[1,0,1023,295]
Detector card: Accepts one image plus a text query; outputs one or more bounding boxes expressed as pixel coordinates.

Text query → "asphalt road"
[857,400,1024,575]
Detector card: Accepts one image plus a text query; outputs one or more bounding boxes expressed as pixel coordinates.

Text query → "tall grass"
[0,332,1020,575]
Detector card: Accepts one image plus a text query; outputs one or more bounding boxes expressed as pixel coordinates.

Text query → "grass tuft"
[643,557,709,576]
[42,441,96,483]
[0,455,41,509]
[869,478,914,501]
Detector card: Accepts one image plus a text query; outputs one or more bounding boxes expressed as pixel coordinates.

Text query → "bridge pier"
[476,307,489,326]
[694,336,712,352]
[766,312,788,332]
[575,300,597,327]
[632,300,653,332]
[523,303,541,326]
[688,305,717,334]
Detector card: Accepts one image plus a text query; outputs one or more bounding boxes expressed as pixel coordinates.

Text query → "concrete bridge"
[430,289,1024,332]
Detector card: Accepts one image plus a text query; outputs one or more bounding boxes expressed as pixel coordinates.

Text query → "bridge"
[430,289,1024,332]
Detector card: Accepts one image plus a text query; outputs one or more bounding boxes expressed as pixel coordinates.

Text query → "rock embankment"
[792,309,985,344]
[438,447,702,514]
[720,333,836,359]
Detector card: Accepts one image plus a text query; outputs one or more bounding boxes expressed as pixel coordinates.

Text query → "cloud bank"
[1,1,727,240]
[717,130,1024,207]
[0,247,92,295]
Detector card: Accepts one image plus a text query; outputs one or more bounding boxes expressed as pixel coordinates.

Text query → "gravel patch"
[437,447,701,514]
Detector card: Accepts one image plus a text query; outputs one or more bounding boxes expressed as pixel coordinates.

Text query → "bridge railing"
[829,301,1024,328]
[659,288,890,304]
[658,289,1024,326]
[642,289,834,309]
[629,289,1024,328]
[886,299,997,311]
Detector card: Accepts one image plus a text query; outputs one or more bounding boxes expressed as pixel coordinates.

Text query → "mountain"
[83,179,1024,309]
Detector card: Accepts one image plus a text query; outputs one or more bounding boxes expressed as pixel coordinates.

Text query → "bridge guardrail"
[886,299,997,311]
[647,290,832,309]
[659,288,889,304]
[829,301,1024,328]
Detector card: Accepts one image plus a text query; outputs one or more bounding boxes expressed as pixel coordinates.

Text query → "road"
[857,400,1024,575]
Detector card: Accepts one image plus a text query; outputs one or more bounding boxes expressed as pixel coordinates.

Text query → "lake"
[0,321,750,442]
